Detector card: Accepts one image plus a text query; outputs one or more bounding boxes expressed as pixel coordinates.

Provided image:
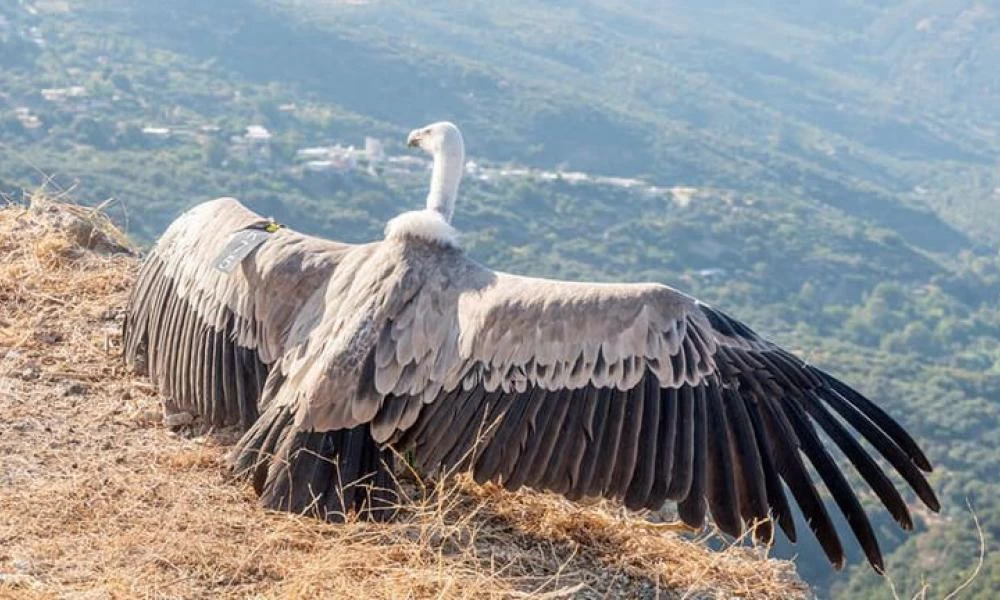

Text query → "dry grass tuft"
[0,197,809,599]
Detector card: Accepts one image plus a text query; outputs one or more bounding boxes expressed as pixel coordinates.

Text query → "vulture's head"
[406,121,465,160]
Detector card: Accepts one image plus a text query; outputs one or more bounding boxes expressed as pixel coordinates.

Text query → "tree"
[110,73,133,93]
[0,116,25,139]
[72,116,113,149]
[202,138,227,168]
[115,124,147,149]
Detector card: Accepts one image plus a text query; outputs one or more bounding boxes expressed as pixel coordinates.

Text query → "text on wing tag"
[213,229,273,274]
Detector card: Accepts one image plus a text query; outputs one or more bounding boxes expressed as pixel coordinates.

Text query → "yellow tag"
[265,222,279,233]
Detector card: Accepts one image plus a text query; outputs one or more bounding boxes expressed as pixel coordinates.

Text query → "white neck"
[426,142,464,222]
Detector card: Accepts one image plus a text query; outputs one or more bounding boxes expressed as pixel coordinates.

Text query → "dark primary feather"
[801,391,913,530]
[783,398,885,572]
[766,391,849,565]
[548,387,597,495]
[608,385,644,499]
[505,385,569,490]
[743,393,796,541]
[526,388,575,489]
[470,387,534,484]
[567,387,613,500]
[723,386,771,542]
[588,387,628,496]
[817,387,940,512]
[822,374,933,472]
[677,387,708,528]
[443,388,509,469]
[704,382,741,538]
[624,378,660,509]
[237,406,397,523]
[665,386,695,500]
[645,383,677,508]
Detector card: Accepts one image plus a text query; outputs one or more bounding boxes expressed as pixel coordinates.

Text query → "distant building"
[245,125,272,142]
[40,89,66,102]
[599,176,642,188]
[231,126,273,164]
[670,186,698,207]
[559,171,590,184]
[18,114,43,131]
[304,158,352,174]
[304,160,335,173]
[141,127,171,138]
[498,167,531,178]
[329,145,358,167]
[40,86,87,102]
[296,147,331,160]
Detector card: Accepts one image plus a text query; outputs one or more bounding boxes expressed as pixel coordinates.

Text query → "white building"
[40,86,88,102]
[304,160,335,172]
[304,158,352,173]
[141,127,172,138]
[296,147,331,160]
[245,125,272,142]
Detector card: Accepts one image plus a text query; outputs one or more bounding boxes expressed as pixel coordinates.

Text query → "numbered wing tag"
[213,229,273,274]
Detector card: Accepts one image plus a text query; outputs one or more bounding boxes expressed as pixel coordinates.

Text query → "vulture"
[124,121,939,573]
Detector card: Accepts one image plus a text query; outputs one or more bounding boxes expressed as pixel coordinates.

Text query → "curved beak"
[406,130,421,148]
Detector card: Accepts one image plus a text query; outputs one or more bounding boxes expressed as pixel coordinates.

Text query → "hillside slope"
[0,198,807,599]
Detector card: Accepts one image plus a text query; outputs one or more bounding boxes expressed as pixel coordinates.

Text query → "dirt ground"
[0,198,807,599]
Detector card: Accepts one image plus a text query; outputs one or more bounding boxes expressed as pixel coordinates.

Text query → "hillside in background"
[0,1,997,597]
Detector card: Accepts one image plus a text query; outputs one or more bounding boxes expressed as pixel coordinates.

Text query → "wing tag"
[213,229,273,274]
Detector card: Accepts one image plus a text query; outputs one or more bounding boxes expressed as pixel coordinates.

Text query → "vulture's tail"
[232,402,398,522]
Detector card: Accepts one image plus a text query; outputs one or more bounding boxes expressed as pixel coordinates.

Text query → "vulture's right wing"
[124,197,351,428]
[369,264,938,572]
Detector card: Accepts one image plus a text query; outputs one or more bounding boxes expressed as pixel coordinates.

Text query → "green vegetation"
[1,1,996,597]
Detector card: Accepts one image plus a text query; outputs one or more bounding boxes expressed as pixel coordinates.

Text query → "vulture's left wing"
[369,266,939,571]
[124,198,352,428]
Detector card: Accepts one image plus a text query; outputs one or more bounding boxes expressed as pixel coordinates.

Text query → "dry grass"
[0,196,809,599]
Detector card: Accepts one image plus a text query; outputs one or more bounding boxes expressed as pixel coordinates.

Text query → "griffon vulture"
[124,121,939,572]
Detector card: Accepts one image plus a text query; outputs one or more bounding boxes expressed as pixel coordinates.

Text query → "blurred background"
[0,1,996,596]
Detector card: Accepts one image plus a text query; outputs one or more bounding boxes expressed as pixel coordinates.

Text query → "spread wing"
[368,264,940,572]
[124,197,352,428]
